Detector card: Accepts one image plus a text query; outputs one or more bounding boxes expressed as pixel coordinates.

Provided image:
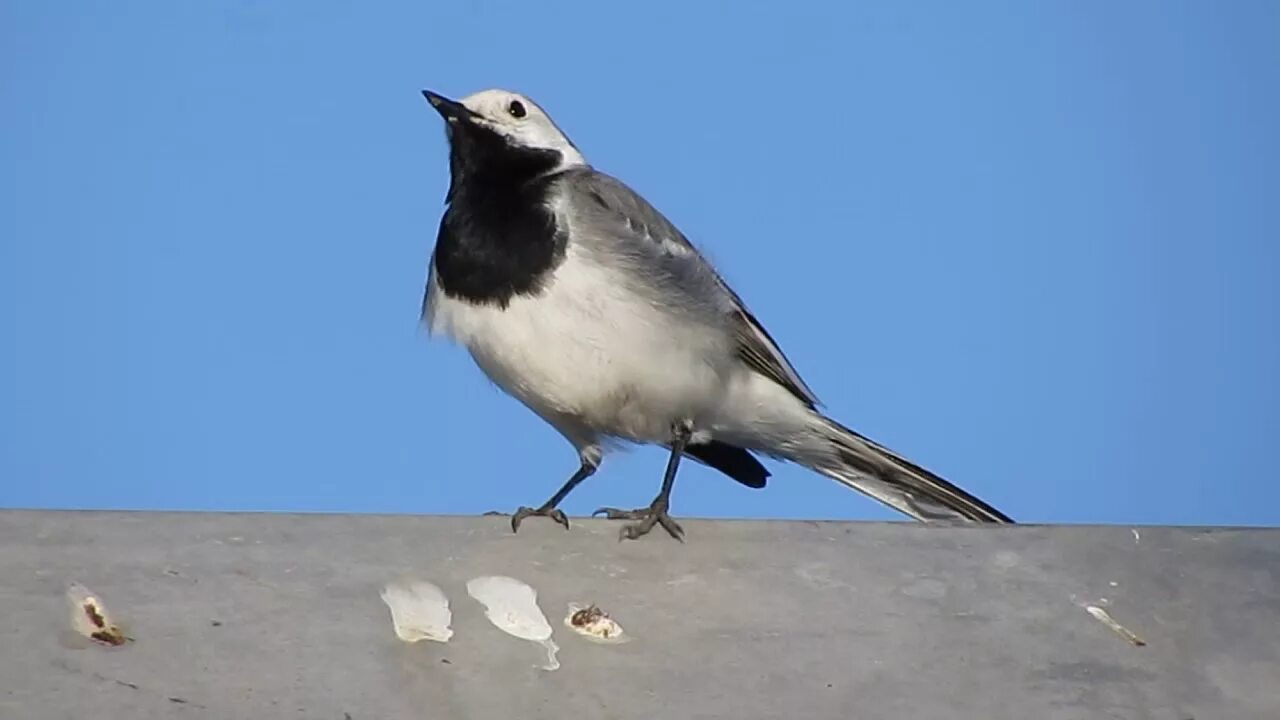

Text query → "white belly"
[425,247,736,443]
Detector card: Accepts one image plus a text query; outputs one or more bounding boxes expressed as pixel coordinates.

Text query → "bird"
[418,87,1013,541]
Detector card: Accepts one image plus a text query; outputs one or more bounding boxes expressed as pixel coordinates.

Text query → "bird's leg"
[490,460,597,533]
[594,422,692,541]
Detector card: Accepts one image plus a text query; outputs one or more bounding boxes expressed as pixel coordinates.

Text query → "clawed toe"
[591,507,646,520]
[507,506,571,533]
[595,503,684,542]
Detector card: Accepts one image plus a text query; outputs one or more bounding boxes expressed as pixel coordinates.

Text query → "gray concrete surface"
[1,510,1277,719]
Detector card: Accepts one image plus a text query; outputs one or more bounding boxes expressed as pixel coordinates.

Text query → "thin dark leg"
[594,423,692,541]
[506,461,597,533]
[542,461,597,509]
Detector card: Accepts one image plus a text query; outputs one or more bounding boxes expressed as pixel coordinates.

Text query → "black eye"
[507,100,527,118]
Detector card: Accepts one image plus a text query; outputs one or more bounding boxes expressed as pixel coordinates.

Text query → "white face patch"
[460,89,586,168]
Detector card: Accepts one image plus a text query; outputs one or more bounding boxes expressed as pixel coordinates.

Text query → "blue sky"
[2,1,1277,526]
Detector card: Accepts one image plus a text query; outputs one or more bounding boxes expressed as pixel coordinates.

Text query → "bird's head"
[422,88,586,175]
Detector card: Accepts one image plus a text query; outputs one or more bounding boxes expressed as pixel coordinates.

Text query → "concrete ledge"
[2,510,1277,719]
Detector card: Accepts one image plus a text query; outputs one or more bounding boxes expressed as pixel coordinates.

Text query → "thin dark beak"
[422,90,478,124]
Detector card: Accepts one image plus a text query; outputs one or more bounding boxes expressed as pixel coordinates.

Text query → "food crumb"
[564,603,630,644]
[66,583,131,646]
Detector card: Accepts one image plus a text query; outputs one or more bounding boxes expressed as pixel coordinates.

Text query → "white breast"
[425,244,737,444]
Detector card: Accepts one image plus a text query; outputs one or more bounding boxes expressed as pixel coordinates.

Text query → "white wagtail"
[420,88,1013,541]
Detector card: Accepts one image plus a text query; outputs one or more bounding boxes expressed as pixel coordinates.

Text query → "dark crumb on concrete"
[168,697,188,704]
[90,629,130,646]
[81,599,130,645]
[210,620,223,627]
[83,603,106,629]
[440,658,452,664]
[570,605,606,627]
[344,713,353,720]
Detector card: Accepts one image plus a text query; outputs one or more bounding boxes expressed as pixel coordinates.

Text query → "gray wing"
[558,167,821,408]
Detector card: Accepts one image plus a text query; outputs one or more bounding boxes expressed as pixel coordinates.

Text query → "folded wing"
[558,168,820,409]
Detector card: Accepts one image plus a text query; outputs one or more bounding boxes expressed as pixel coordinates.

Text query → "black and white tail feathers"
[791,416,1013,523]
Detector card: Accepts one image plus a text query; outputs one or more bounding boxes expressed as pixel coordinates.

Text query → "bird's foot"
[592,501,684,542]
[484,506,570,533]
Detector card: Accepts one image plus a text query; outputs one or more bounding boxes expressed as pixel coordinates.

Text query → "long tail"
[795,416,1013,523]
